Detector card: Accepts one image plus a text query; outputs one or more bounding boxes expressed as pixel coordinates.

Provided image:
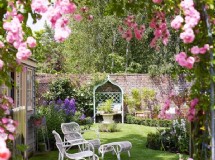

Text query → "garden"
[0,0,214,160]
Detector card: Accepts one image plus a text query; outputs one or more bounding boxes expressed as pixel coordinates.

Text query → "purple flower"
[56,99,63,105]
[80,114,86,120]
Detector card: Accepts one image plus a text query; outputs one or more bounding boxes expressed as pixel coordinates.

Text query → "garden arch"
[93,76,124,123]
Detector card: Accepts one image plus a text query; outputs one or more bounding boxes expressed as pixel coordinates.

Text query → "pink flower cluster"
[46,0,77,42]
[158,99,171,119]
[3,2,37,61]
[0,95,17,141]
[118,15,145,42]
[31,0,49,13]
[187,98,198,121]
[149,12,170,48]
[171,0,200,44]
[152,0,162,4]
[175,52,195,69]
[190,44,210,55]
[0,137,11,160]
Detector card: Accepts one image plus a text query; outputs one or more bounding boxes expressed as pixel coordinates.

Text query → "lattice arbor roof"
[93,77,124,123]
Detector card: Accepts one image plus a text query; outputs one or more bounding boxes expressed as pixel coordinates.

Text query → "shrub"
[98,123,120,132]
[146,119,189,154]
[146,133,161,150]
[125,115,172,127]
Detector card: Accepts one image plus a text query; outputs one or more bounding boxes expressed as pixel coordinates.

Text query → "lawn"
[30,124,185,160]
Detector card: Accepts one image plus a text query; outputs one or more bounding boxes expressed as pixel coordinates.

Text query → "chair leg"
[117,153,121,160]
[128,150,131,157]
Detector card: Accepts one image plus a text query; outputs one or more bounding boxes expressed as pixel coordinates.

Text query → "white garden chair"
[61,122,101,150]
[52,130,99,160]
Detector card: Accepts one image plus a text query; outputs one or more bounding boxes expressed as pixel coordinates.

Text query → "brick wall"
[36,73,175,106]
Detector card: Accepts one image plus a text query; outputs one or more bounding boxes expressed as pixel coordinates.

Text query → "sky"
[27,13,47,32]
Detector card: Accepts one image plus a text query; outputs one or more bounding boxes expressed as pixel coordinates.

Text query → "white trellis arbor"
[93,76,124,123]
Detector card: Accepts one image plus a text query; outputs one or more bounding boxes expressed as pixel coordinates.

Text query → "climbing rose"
[122,29,133,42]
[88,15,94,21]
[0,41,4,48]
[0,137,11,160]
[191,46,200,54]
[180,28,195,43]
[152,0,162,3]
[31,0,49,13]
[171,15,184,30]
[73,14,83,22]
[175,52,195,69]
[16,47,32,60]
[27,37,37,48]
[54,27,71,42]
[187,98,199,122]
[0,60,4,69]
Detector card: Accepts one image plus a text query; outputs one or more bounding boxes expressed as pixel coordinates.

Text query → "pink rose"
[171,15,184,30]
[152,0,162,4]
[27,37,37,48]
[122,29,133,42]
[186,57,195,69]
[73,14,83,22]
[190,46,199,54]
[31,0,49,13]
[0,137,11,160]
[0,41,4,48]
[16,47,32,60]
[88,15,94,21]
[190,98,199,108]
[0,59,4,69]
[180,28,195,43]
[134,28,143,40]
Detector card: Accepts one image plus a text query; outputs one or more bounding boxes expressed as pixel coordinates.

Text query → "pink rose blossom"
[1,118,8,124]
[191,46,200,54]
[152,0,162,4]
[88,15,94,21]
[134,28,143,40]
[6,124,16,133]
[27,37,37,48]
[186,57,195,69]
[199,47,207,54]
[0,127,4,133]
[180,0,194,10]
[73,14,83,22]
[31,0,49,13]
[8,134,14,140]
[58,0,77,14]
[17,14,24,22]
[122,29,133,42]
[81,6,88,13]
[0,41,4,48]
[190,98,199,108]
[180,28,195,43]
[0,137,11,160]
[0,60,3,70]
[0,133,7,141]
[16,47,32,60]
[171,15,184,30]
[54,27,71,42]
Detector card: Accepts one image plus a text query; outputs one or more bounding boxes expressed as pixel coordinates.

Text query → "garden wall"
[36,73,176,106]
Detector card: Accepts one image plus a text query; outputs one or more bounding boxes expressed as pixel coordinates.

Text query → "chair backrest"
[52,130,65,155]
[61,122,81,134]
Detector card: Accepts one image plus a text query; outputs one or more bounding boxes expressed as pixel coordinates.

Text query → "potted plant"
[30,112,43,127]
[97,99,115,123]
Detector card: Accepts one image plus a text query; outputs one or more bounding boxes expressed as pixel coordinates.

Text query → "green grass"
[30,124,184,160]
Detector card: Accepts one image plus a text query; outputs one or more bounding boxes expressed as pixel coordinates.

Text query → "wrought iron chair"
[52,130,99,160]
[61,122,101,150]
